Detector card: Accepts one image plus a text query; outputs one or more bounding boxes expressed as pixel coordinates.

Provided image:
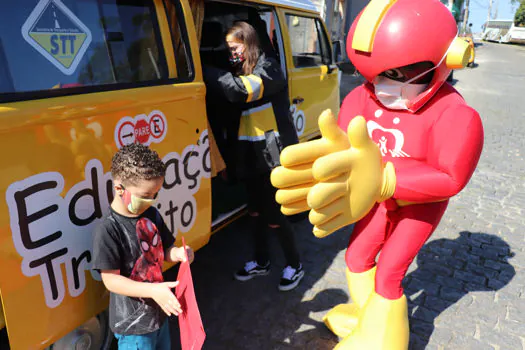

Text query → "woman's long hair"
[226,22,260,75]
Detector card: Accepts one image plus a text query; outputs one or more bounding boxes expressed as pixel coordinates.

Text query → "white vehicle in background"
[481,19,525,43]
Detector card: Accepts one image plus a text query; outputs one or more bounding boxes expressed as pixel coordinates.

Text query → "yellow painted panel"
[0,82,210,349]
[288,66,340,140]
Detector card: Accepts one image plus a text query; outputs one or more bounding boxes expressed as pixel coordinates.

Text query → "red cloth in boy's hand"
[176,237,205,350]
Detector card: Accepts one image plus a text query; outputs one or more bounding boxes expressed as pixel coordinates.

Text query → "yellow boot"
[323,266,376,338]
[334,292,409,350]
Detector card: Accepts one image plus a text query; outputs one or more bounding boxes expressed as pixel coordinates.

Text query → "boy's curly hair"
[111,143,166,185]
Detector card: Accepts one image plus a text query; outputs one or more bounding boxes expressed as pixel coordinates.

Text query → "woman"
[203,21,304,291]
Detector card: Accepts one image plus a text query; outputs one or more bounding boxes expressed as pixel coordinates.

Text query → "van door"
[201,2,290,228]
[278,11,340,140]
[0,0,210,348]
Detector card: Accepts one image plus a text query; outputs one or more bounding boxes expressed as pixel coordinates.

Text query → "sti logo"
[21,0,92,75]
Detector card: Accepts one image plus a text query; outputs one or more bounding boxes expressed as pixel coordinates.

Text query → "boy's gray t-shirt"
[92,206,175,335]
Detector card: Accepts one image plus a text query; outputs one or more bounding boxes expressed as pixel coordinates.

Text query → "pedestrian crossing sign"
[21,0,92,75]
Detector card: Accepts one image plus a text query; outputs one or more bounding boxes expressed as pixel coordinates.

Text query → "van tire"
[47,310,113,350]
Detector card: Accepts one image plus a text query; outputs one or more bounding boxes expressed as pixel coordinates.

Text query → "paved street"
[167,41,525,350]
[2,41,519,350]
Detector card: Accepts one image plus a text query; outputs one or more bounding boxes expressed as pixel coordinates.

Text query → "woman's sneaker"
[234,260,270,281]
[278,264,305,291]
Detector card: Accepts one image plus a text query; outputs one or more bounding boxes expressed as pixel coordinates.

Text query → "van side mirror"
[322,55,334,73]
[332,40,344,64]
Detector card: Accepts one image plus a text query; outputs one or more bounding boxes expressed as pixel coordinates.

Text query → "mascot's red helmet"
[347,0,470,112]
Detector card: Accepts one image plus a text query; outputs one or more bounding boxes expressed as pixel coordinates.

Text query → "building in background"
[316,0,471,61]
[310,0,369,60]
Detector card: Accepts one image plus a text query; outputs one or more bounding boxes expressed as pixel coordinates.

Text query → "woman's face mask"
[227,41,245,66]
[120,185,157,215]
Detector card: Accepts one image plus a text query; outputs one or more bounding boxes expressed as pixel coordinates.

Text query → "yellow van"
[0,0,340,348]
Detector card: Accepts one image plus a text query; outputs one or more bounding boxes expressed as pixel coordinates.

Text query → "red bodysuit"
[338,83,484,299]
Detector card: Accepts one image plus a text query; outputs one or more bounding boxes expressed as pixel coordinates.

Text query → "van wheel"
[47,311,113,350]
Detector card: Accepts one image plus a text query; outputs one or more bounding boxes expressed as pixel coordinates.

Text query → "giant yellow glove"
[308,116,396,238]
[271,110,351,215]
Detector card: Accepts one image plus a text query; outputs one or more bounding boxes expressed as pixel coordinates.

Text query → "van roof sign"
[257,0,318,13]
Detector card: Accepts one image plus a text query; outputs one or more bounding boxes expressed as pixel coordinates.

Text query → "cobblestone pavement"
[166,41,525,350]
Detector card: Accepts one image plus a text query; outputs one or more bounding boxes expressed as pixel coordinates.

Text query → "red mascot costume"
[271,0,484,348]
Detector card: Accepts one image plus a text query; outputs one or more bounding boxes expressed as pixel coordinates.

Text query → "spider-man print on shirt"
[130,217,165,283]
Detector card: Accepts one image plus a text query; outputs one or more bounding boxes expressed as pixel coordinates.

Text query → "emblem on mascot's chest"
[366,119,410,158]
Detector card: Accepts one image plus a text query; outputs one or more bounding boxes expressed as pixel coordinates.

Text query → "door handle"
[292,96,304,105]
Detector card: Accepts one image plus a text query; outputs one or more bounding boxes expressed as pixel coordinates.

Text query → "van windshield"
[0,0,168,95]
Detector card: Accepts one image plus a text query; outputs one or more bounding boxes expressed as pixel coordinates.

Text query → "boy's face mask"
[120,185,157,215]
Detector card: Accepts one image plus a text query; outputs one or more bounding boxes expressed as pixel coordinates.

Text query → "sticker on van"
[115,110,168,148]
[21,0,92,75]
[290,104,305,137]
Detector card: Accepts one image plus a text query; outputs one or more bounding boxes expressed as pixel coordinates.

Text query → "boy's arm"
[92,219,183,316]
[154,209,194,264]
[166,245,194,264]
[100,270,182,316]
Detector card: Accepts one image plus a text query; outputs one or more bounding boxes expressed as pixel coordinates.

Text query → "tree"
[440,0,463,23]
[461,0,471,35]
[515,0,525,27]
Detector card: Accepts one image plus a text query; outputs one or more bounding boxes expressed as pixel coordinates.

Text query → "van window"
[0,0,190,98]
[164,0,193,81]
[285,15,330,68]
[259,9,286,76]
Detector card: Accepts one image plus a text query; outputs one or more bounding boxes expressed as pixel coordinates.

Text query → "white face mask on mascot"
[373,36,456,110]
[373,77,427,110]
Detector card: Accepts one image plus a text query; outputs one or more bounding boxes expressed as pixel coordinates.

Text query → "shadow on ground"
[167,215,350,349]
[405,231,515,349]
[166,225,515,350]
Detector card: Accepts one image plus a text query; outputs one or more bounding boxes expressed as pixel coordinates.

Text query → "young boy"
[92,143,194,350]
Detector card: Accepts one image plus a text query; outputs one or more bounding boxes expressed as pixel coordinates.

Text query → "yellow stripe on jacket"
[240,74,264,103]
